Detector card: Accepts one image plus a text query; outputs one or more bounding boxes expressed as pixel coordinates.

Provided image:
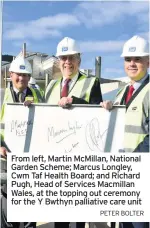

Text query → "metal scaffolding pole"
[95,56,101,79]
[45,73,50,89]
[23,43,26,58]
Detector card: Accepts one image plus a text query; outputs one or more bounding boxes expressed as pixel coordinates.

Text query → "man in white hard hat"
[1,56,43,133]
[101,36,149,228]
[117,36,149,228]
[0,56,43,140]
[0,56,44,228]
[45,37,102,228]
[45,37,103,106]
[102,35,149,154]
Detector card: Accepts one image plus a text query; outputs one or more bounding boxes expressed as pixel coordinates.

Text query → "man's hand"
[100,100,113,110]
[0,147,7,158]
[58,97,73,107]
[23,100,33,107]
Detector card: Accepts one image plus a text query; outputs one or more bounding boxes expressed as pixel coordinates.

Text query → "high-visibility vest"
[29,84,44,98]
[38,87,44,97]
[45,74,97,104]
[0,87,41,140]
[114,83,149,152]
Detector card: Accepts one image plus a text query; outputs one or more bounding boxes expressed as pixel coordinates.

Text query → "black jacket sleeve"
[72,78,103,105]
[71,96,89,104]
[89,78,103,104]
[1,139,11,152]
[133,135,149,152]
[133,117,149,152]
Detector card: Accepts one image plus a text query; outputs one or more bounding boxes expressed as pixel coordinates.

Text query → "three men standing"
[0,35,149,228]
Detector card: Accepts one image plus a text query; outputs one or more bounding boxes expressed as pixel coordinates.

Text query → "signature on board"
[47,121,82,143]
[85,118,108,152]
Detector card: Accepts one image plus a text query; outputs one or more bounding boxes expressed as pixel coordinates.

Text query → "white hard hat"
[29,77,36,84]
[121,35,149,57]
[56,37,81,56]
[9,56,32,74]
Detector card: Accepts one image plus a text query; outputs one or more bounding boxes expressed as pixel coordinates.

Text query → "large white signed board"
[4,104,126,153]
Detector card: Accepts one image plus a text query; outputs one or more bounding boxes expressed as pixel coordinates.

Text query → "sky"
[2,0,149,79]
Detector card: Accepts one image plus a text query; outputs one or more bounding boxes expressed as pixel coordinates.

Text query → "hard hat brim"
[121,52,149,57]
[9,68,31,74]
[56,51,81,57]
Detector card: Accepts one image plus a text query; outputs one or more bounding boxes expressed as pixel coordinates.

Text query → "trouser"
[55,222,85,228]
[1,190,36,228]
[119,223,149,228]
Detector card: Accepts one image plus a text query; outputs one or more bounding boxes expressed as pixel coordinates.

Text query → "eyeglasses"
[59,55,79,61]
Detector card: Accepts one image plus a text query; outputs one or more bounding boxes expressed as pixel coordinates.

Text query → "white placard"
[4,104,126,152]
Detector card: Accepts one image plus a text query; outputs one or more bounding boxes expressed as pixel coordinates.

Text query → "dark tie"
[125,85,134,104]
[18,92,24,103]
[61,79,71,97]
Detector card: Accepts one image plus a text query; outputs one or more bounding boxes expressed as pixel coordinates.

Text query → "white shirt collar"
[62,72,79,89]
[62,72,79,83]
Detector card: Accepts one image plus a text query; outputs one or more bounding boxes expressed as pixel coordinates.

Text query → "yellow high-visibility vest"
[45,74,97,104]
[114,83,149,152]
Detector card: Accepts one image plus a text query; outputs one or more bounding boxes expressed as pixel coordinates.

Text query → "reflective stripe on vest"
[115,83,149,152]
[29,87,39,103]
[124,84,149,152]
[31,88,43,102]
[45,74,96,104]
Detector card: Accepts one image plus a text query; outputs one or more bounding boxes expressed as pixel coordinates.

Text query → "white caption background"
[7,153,150,222]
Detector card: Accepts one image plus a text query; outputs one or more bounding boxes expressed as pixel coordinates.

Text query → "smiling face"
[124,56,149,81]
[10,72,30,91]
[59,54,80,79]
